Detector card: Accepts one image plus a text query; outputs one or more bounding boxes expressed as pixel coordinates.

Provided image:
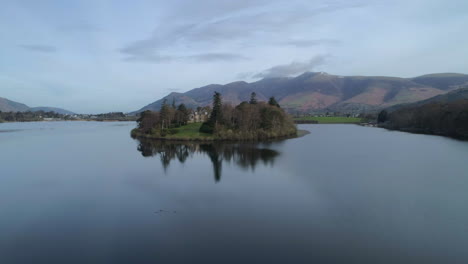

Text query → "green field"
[294,116,363,124]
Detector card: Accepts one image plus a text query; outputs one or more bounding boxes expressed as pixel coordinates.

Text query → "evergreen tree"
[177,103,189,125]
[200,92,223,133]
[160,99,170,129]
[249,92,258,104]
[172,97,176,109]
[268,96,280,107]
[210,92,223,125]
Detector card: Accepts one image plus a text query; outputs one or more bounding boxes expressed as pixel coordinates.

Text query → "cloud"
[120,48,247,63]
[282,39,342,47]
[18,44,58,53]
[253,55,328,79]
[236,71,256,79]
[188,53,248,62]
[57,21,101,33]
[119,1,363,63]
[122,53,174,63]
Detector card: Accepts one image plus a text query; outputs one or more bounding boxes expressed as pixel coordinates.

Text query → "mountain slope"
[0,97,30,112]
[386,87,468,112]
[0,97,75,114]
[135,72,468,114]
[411,73,468,91]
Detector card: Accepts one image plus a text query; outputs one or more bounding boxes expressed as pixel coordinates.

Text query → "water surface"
[1,121,468,263]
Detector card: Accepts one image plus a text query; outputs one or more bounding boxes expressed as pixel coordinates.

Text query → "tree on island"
[175,103,190,126]
[268,96,280,108]
[137,110,160,134]
[210,92,223,125]
[249,92,257,104]
[200,92,223,133]
[159,99,173,130]
[134,91,297,140]
[198,91,296,139]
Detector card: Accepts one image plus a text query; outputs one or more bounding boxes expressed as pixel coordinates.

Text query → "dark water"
[1,121,468,264]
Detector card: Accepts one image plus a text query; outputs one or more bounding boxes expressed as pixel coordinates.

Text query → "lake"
[1,121,468,263]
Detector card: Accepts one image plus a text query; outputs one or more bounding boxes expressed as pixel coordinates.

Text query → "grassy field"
[294,116,363,124]
[167,122,212,138]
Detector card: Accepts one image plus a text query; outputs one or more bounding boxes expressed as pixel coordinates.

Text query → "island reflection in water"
[135,139,280,182]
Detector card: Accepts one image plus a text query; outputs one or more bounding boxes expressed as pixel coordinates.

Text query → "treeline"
[0,111,138,123]
[199,92,297,140]
[378,99,468,140]
[136,100,192,136]
[0,111,68,122]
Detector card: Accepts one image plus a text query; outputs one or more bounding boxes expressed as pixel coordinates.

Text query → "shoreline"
[378,125,468,141]
[131,129,310,142]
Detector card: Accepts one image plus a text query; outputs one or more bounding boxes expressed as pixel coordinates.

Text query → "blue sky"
[0,0,467,113]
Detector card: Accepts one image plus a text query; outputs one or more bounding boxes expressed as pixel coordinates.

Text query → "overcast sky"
[0,0,467,113]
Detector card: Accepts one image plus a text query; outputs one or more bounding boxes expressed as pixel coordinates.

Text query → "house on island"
[188,108,210,123]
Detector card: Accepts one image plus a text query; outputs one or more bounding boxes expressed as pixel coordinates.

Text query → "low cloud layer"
[253,55,328,79]
[282,39,341,47]
[188,53,248,62]
[18,44,57,53]
[121,51,247,63]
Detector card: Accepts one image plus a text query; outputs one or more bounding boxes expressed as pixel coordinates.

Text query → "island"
[131,92,298,141]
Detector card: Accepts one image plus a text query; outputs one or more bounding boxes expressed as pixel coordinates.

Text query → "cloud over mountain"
[254,55,328,78]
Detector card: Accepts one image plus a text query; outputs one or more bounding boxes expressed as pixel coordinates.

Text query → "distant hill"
[29,107,75,115]
[0,97,75,114]
[0,97,30,112]
[134,72,468,114]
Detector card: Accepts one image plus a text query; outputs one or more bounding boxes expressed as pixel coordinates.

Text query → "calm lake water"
[1,121,468,264]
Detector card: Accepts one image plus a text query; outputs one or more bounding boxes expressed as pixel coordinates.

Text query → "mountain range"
[0,97,75,115]
[135,72,468,114]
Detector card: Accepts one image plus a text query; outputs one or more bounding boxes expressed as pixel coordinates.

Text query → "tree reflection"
[135,139,280,182]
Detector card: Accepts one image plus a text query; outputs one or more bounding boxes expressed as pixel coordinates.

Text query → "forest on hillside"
[378,99,468,140]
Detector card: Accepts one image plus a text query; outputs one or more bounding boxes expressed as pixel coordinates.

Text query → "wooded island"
[132,92,297,141]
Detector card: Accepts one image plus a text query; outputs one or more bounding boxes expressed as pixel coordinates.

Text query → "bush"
[199,122,214,134]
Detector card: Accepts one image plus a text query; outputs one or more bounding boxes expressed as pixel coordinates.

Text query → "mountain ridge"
[386,86,468,112]
[134,72,468,114]
[0,97,30,112]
